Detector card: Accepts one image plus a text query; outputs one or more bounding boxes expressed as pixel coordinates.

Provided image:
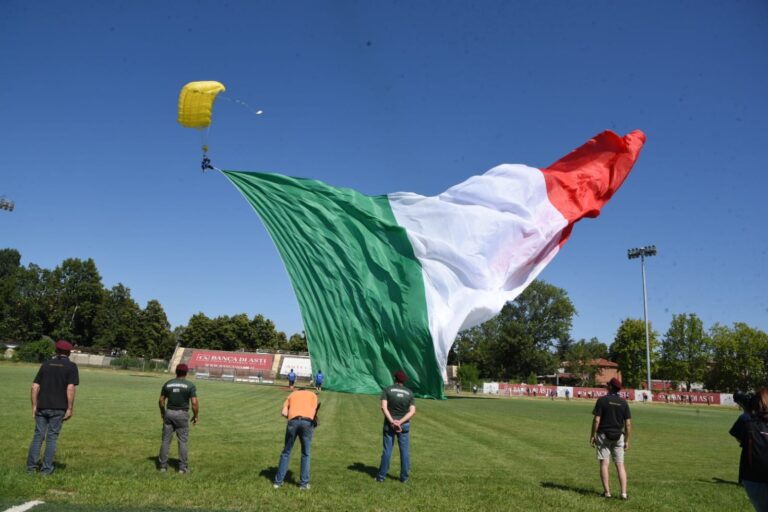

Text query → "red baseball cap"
[176,364,189,373]
[394,370,408,383]
[608,378,622,390]
[55,340,73,351]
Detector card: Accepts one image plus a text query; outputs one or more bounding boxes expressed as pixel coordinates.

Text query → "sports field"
[0,363,752,511]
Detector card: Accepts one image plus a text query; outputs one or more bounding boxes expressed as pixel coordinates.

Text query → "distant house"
[558,358,621,386]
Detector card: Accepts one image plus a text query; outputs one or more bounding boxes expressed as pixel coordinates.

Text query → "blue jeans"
[274,418,314,487]
[377,420,410,482]
[27,409,66,474]
[743,480,768,512]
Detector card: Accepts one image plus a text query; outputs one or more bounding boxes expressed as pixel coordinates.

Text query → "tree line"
[0,248,306,360]
[3,248,766,392]
[452,281,768,393]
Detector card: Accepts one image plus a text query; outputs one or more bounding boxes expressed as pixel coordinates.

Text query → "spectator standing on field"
[590,377,632,500]
[26,340,79,475]
[376,371,416,483]
[315,370,324,391]
[729,388,768,512]
[158,363,198,474]
[273,387,319,490]
[287,369,296,390]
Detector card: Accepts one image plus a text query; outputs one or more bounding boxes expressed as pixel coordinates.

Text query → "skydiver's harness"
[201,145,218,172]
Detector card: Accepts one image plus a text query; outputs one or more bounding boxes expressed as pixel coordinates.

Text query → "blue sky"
[2,1,766,345]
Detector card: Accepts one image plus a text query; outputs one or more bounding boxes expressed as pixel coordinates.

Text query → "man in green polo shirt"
[158,364,199,474]
[376,370,416,483]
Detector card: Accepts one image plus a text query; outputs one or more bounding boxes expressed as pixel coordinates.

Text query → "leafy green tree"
[492,280,575,380]
[458,363,481,388]
[610,318,658,389]
[565,337,609,386]
[250,314,287,350]
[706,323,768,392]
[658,313,710,391]
[16,338,54,363]
[210,315,242,351]
[0,249,22,340]
[452,316,501,371]
[49,258,105,346]
[457,280,576,380]
[229,313,256,350]
[555,337,574,363]
[136,300,175,359]
[286,332,308,352]
[93,284,142,352]
[182,313,215,348]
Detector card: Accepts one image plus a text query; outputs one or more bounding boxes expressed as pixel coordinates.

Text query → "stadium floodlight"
[627,245,657,393]
[0,197,14,212]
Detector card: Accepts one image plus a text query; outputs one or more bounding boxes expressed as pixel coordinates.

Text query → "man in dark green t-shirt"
[376,371,416,483]
[158,364,199,473]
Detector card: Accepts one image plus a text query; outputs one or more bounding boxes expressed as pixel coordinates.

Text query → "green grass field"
[0,363,753,511]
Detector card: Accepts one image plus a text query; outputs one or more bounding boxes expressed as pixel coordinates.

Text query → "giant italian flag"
[224,130,645,398]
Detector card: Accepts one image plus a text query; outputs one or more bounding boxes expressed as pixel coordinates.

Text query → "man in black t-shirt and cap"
[158,363,198,474]
[376,370,416,483]
[590,377,632,500]
[26,339,80,475]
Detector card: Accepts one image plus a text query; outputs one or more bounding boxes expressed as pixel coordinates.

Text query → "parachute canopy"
[177,81,226,129]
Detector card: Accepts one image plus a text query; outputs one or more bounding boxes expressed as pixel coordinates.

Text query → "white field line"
[3,501,44,512]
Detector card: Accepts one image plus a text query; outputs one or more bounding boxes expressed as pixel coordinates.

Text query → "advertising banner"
[187,350,274,371]
[279,356,313,377]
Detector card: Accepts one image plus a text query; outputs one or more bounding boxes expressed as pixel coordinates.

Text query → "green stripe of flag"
[224,170,444,398]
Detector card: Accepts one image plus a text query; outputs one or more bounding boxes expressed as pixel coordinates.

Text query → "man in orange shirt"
[273,388,319,490]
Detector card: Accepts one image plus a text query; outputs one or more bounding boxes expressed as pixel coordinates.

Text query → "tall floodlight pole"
[627,246,657,394]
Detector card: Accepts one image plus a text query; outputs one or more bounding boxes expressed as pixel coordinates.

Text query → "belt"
[291,416,313,422]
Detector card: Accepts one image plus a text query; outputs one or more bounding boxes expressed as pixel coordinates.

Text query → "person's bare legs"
[599,460,611,495]
[616,462,628,497]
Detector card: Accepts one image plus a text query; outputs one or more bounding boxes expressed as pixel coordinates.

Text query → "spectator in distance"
[287,368,296,390]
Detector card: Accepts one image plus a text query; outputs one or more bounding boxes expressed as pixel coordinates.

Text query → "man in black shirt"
[26,339,80,475]
[590,378,632,500]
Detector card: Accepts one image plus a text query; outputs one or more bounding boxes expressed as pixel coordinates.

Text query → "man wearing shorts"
[590,377,632,500]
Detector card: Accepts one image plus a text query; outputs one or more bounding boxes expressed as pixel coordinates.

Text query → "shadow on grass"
[540,481,601,497]
[701,477,740,486]
[347,462,379,478]
[258,466,295,485]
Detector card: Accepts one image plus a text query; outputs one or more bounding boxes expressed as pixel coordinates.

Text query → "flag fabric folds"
[223,130,645,399]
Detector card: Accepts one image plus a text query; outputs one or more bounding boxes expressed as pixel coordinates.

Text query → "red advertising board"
[653,391,720,405]
[187,350,274,371]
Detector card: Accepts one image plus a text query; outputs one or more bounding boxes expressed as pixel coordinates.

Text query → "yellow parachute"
[177,81,226,129]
